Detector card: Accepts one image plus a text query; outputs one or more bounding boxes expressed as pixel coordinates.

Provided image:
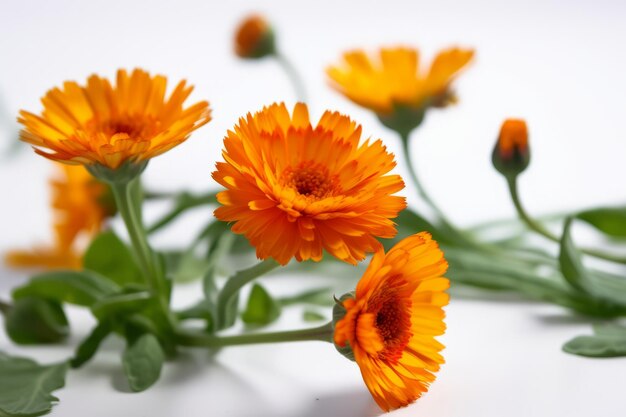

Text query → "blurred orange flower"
[18,68,211,170]
[212,102,406,265]
[334,232,449,412]
[327,47,474,115]
[234,14,275,59]
[5,164,114,269]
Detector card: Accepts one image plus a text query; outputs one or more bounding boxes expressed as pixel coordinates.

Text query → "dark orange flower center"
[282,162,341,199]
[369,281,413,363]
[85,115,160,141]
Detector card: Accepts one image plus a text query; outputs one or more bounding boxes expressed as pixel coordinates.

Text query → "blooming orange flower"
[234,14,275,59]
[5,164,114,269]
[18,68,211,170]
[327,47,474,115]
[333,233,449,412]
[212,102,406,265]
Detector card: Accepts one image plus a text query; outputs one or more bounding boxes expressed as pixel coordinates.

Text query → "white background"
[0,0,625,416]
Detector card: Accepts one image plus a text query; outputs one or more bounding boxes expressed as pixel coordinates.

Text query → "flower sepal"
[332,292,356,362]
[377,104,425,139]
[87,161,148,185]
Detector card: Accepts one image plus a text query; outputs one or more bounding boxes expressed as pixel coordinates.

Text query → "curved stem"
[507,177,626,264]
[399,132,489,251]
[400,133,448,223]
[110,179,166,298]
[216,259,280,329]
[147,191,218,234]
[176,321,333,348]
[275,52,307,102]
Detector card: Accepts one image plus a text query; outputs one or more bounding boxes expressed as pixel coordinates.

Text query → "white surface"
[1,0,626,416]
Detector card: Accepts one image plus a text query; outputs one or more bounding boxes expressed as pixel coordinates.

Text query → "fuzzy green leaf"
[13,270,120,307]
[90,290,153,320]
[122,334,165,392]
[4,298,69,345]
[83,231,142,285]
[0,352,68,416]
[577,207,626,238]
[559,217,592,293]
[563,335,626,357]
[241,284,281,326]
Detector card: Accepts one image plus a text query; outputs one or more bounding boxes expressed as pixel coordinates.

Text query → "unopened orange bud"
[493,118,530,178]
[498,119,528,159]
[234,15,276,59]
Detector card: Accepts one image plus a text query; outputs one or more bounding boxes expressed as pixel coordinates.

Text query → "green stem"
[275,52,307,102]
[176,321,333,348]
[148,192,218,234]
[110,179,166,298]
[400,133,448,223]
[507,177,626,264]
[399,132,500,253]
[215,259,280,329]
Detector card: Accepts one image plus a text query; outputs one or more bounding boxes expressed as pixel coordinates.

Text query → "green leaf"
[216,259,279,330]
[279,287,334,307]
[592,323,626,338]
[83,231,142,285]
[0,352,68,416]
[563,335,626,357]
[4,298,69,345]
[241,284,282,326]
[577,207,626,238]
[122,334,165,392]
[13,270,120,307]
[303,310,326,322]
[90,290,153,320]
[559,217,591,293]
[71,321,112,368]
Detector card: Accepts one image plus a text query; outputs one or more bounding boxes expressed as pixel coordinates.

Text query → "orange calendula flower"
[18,68,211,170]
[333,233,449,412]
[5,164,114,270]
[212,102,406,266]
[327,47,474,134]
[234,14,275,59]
[492,118,530,177]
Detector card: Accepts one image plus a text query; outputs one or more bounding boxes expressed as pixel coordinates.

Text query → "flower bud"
[234,15,276,59]
[492,119,530,178]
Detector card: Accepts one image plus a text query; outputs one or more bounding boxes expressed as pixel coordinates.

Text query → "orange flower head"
[327,47,473,135]
[212,103,407,266]
[333,233,449,412]
[5,164,114,270]
[18,68,211,171]
[234,14,276,59]
[493,118,530,177]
